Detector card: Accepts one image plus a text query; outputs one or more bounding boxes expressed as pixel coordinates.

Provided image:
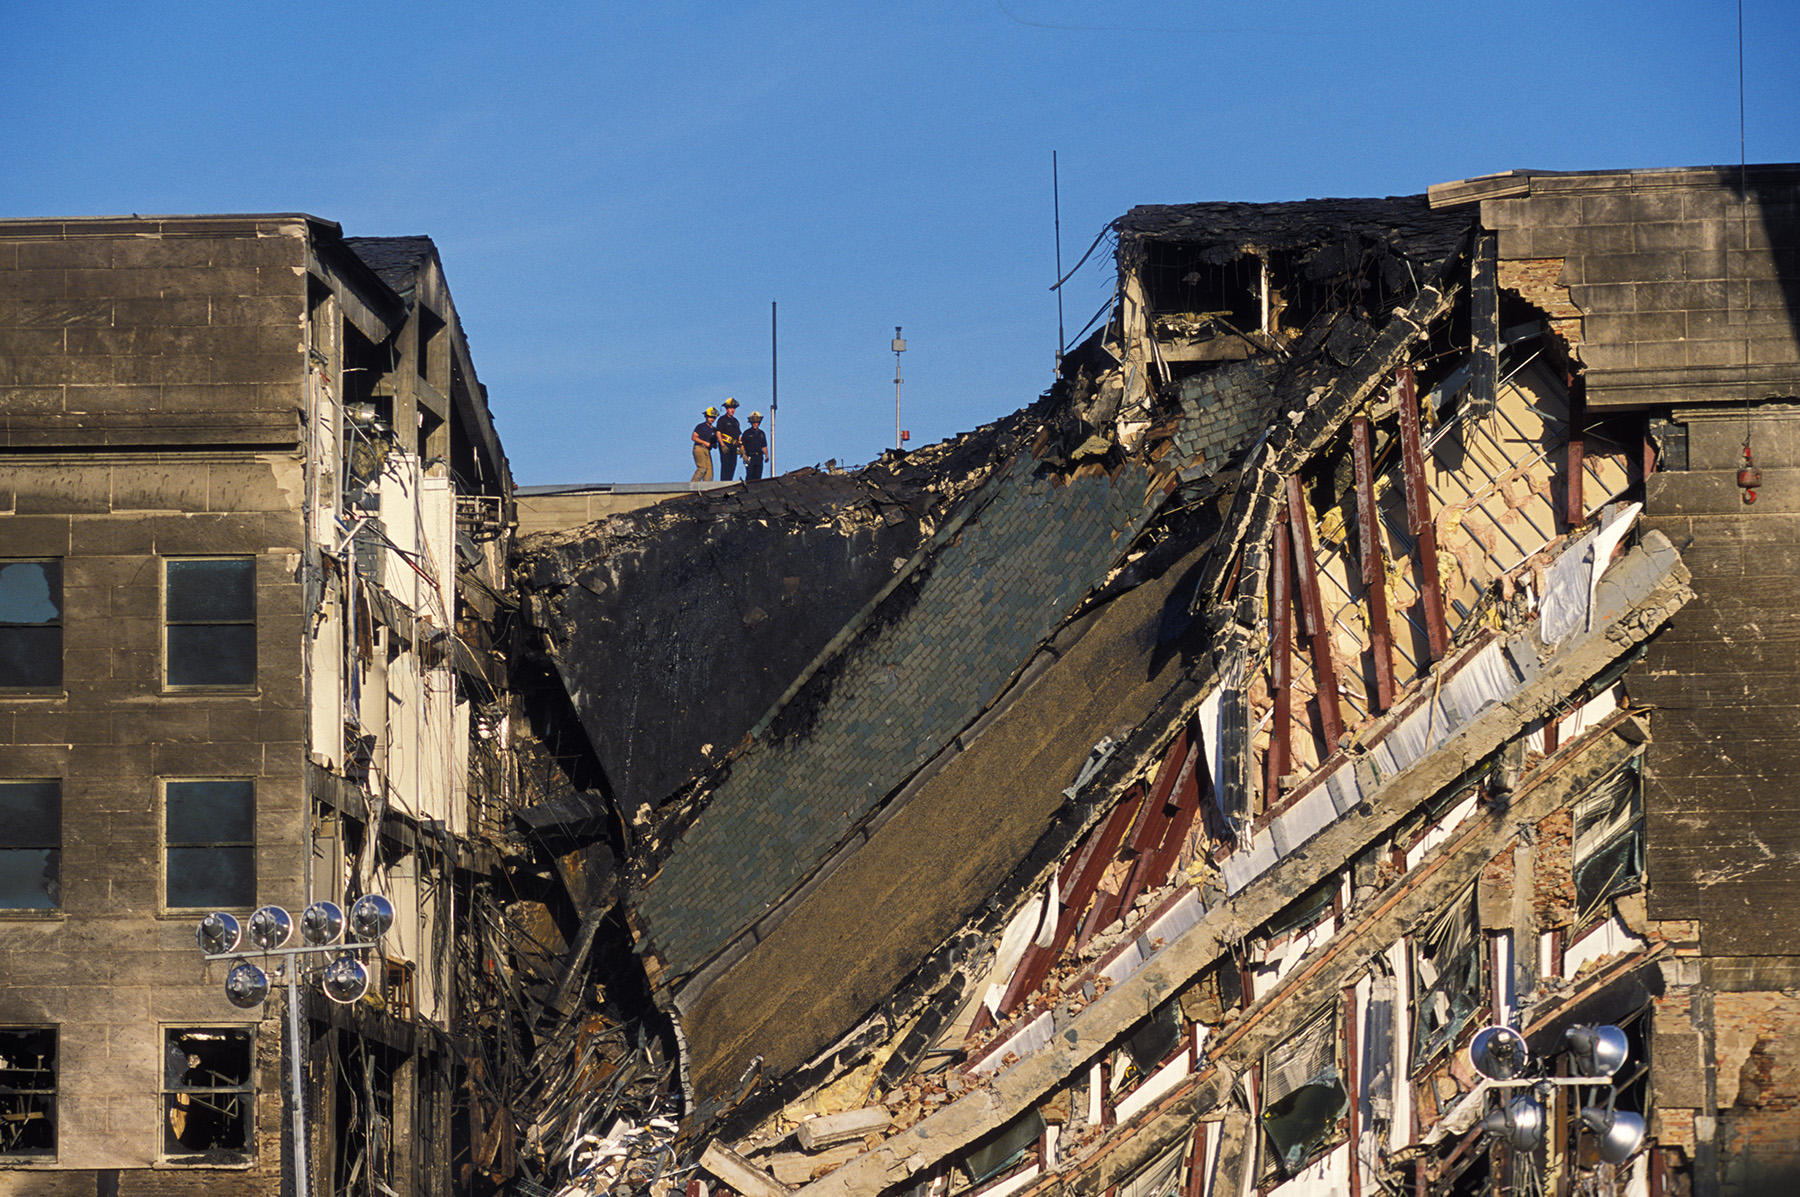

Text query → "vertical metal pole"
[1053,150,1065,367]
[287,967,310,1197]
[770,301,778,476]
[893,326,904,451]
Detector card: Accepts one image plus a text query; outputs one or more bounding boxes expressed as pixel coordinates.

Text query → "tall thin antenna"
[1739,0,1747,180]
[771,300,778,476]
[1053,151,1066,371]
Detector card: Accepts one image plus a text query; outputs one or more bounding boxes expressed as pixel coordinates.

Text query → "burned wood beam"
[1352,416,1397,713]
[1286,472,1344,749]
[789,532,1689,1197]
[1467,231,1499,422]
[1396,365,1450,661]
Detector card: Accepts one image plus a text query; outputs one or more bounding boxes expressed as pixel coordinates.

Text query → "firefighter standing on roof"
[691,407,718,481]
[742,411,768,481]
[716,398,743,481]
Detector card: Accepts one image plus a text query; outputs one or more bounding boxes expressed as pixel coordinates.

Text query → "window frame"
[0,559,63,693]
[1258,1000,1349,1184]
[162,556,257,690]
[161,778,256,913]
[160,1025,256,1165]
[0,1025,57,1160]
[0,780,61,914]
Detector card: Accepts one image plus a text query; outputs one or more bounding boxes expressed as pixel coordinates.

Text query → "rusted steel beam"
[1140,747,1202,895]
[1352,416,1397,712]
[1567,372,1586,528]
[1183,1119,1208,1197]
[1267,520,1293,813]
[1395,366,1450,661]
[1286,473,1344,749]
[1344,984,1362,1197]
[1133,728,1192,853]
[1076,787,1149,950]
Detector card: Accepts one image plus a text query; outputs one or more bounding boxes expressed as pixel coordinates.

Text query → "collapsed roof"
[507,169,1800,1197]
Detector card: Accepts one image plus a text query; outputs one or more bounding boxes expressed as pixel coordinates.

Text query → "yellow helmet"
[723,397,740,408]
[749,411,763,421]
[704,406,718,417]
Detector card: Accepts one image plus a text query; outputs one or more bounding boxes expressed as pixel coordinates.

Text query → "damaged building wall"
[0,215,521,1196]
[464,167,1800,1197]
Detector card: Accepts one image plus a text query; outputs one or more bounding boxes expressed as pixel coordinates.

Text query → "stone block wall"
[0,219,309,1188]
[0,217,309,449]
[1480,166,1800,409]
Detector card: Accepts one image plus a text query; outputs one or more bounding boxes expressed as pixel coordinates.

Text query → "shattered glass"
[1260,1004,1347,1180]
[1574,759,1644,919]
[163,1027,253,1158]
[0,561,61,689]
[0,1027,55,1156]
[1412,885,1481,1065]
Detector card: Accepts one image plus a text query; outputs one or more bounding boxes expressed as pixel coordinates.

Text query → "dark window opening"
[0,781,60,910]
[960,1107,1044,1187]
[1413,885,1483,1066]
[163,1027,253,1160]
[165,780,255,909]
[417,306,447,388]
[1574,760,1645,922]
[1127,1004,1183,1075]
[1141,243,1262,331]
[166,558,256,687]
[0,1027,56,1157]
[0,560,62,690]
[1260,1004,1347,1181]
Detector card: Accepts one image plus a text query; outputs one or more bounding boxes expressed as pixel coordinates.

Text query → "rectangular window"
[1412,885,1483,1065]
[165,558,256,687]
[163,1027,253,1161]
[165,780,255,910]
[1260,1003,1347,1182]
[1574,759,1645,921]
[0,1027,56,1158]
[0,781,60,910]
[0,560,62,689]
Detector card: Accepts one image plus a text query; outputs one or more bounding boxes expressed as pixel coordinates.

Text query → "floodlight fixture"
[225,961,270,1009]
[1581,1103,1646,1164]
[1565,1024,1629,1080]
[348,893,394,942]
[197,911,242,955]
[322,955,371,1004]
[1469,1025,1531,1081]
[1480,1092,1546,1151]
[248,905,294,950]
[300,901,345,946]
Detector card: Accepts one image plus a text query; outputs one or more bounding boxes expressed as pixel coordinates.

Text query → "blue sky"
[5,1,1798,484]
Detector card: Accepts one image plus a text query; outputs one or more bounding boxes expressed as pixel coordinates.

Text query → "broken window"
[1118,1142,1185,1197]
[960,1107,1044,1186]
[165,780,255,909]
[1573,758,1644,921]
[1259,1003,1347,1181]
[0,560,61,690]
[0,781,60,909]
[1412,885,1482,1065]
[163,1027,253,1160]
[165,558,256,687]
[0,1027,56,1157]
